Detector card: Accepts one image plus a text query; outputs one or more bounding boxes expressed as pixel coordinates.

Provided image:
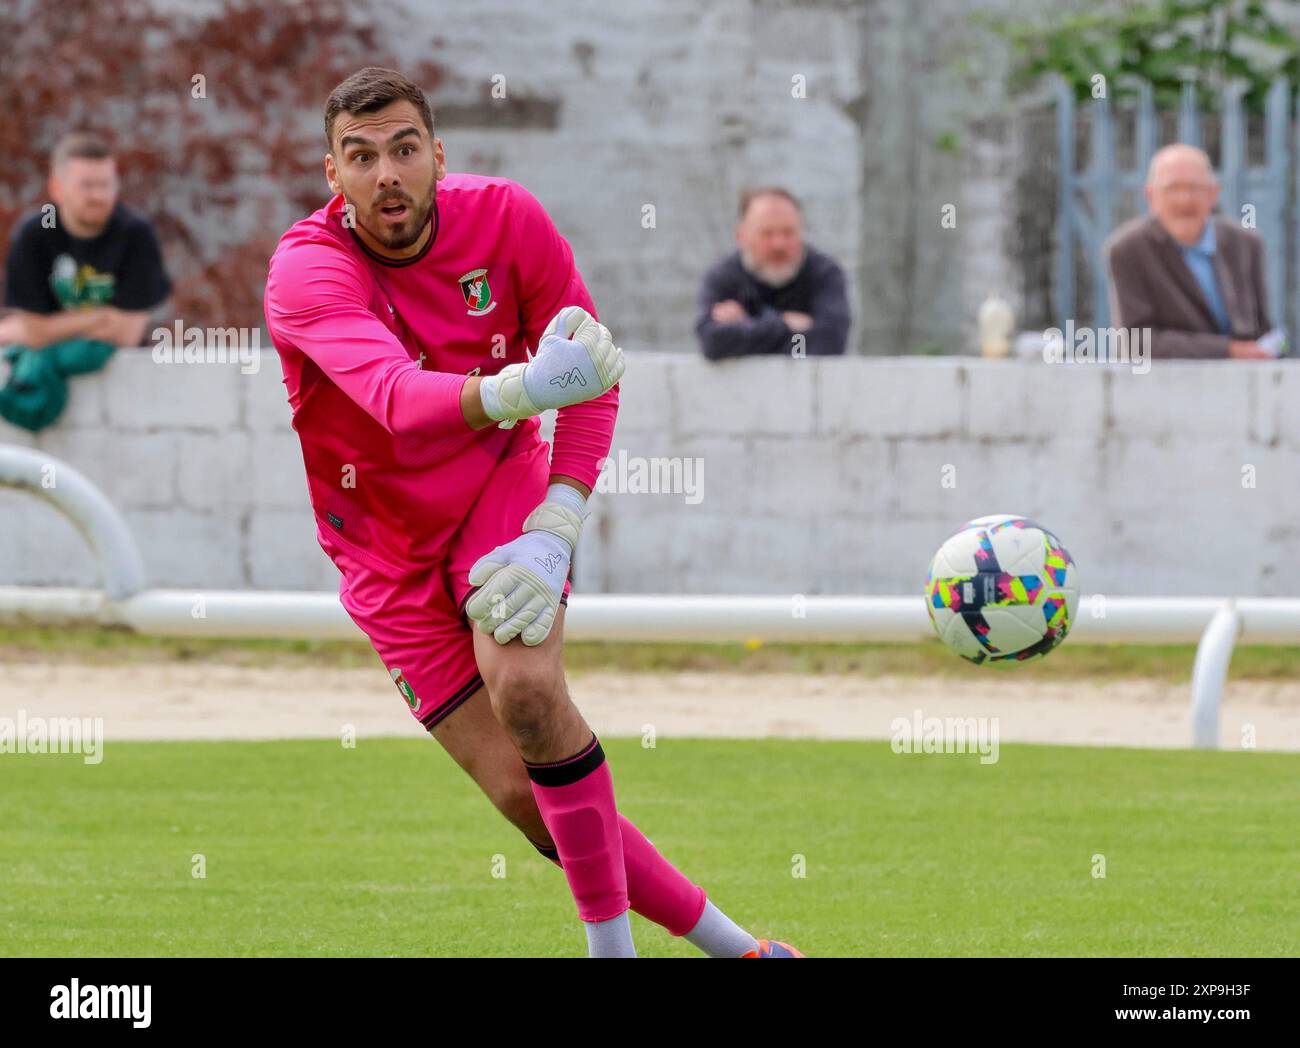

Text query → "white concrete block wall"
[2,351,1297,598]
[0,352,336,592]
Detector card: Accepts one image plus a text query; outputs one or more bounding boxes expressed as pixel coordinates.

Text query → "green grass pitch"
[2,737,1297,957]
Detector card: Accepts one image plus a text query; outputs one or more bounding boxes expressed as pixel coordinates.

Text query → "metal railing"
[4,446,1298,750]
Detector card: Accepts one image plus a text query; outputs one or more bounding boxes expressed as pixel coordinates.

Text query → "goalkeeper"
[264,68,801,958]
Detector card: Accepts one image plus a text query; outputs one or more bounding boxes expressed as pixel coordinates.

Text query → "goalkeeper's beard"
[351,177,438,251]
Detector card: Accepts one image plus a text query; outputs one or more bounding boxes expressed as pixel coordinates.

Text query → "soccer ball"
[924,514,1080,664]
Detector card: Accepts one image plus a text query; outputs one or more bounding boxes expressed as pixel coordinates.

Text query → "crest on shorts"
[457,268,497,316]
[389,667,419,711]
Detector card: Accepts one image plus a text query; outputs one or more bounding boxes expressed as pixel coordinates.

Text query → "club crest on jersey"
[389,667,420,711]
[457,268,497,316]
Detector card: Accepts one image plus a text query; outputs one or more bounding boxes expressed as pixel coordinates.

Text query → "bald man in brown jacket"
[1105,144,1276,360]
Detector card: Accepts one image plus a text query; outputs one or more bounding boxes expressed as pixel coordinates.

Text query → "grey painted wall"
[2,351,1295,598]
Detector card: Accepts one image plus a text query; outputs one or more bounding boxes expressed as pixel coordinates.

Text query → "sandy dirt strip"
[1,661,1297,751]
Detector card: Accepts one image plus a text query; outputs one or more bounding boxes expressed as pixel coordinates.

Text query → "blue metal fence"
[1055,78,1292,335]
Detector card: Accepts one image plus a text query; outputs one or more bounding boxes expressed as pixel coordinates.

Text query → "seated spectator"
[0,132,172,431]
[696,187,850,359]
[1106,143,1277,360]
[1,132,171,350]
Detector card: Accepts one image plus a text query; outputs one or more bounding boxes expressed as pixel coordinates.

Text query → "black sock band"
[523,733,605,787]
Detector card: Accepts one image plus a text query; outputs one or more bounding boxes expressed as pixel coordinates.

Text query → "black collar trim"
[348,195,439,268]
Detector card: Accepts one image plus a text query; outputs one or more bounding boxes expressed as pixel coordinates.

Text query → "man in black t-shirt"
[0,132,171,350]
[695,186,851,359]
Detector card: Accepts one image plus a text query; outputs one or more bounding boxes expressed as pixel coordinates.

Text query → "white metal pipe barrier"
[1190,604,1242,750]
[2,586,1299,750]
[4,585,1299,643]
[4,446,1299,749]
[0,446,145,601]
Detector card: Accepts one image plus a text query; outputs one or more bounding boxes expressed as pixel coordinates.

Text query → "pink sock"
[525,735,628,922]
[618,815,708,936]
[529,817,707,936]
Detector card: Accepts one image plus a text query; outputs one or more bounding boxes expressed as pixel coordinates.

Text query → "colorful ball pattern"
[924,514,1080,664]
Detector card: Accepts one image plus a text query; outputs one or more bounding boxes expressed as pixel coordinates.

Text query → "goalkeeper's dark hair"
[325,68,435,151]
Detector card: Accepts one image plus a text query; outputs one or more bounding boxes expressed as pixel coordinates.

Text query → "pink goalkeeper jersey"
[263,173,618,579]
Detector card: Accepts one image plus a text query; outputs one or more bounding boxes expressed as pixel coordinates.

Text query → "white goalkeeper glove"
[477,306,624,427]
[465,483,587,646]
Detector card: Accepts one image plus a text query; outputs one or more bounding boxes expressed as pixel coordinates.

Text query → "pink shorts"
[331,435,571,730]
